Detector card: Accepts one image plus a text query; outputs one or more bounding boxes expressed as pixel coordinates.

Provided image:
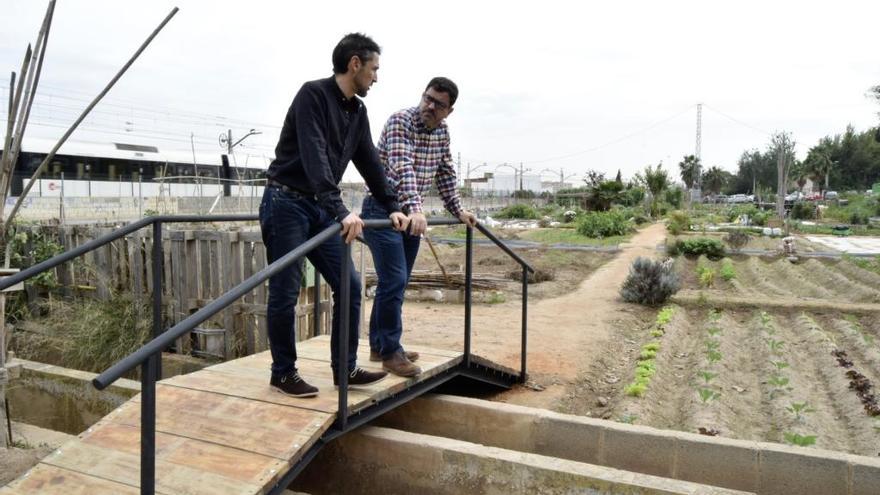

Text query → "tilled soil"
[576,306,880,456]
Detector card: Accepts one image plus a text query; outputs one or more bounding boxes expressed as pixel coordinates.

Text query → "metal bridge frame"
[0,214,534,495]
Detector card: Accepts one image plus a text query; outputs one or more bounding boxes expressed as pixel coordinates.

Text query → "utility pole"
[692,103,703,203]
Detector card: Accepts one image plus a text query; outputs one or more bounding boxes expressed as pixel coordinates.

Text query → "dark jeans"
[259,186,361,376]
[361,195,421,358]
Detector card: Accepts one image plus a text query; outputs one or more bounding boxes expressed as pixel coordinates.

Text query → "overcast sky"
[2,0,879,185]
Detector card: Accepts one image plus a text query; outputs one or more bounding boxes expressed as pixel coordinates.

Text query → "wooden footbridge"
[0,216,532,494]
[0,336,518,494]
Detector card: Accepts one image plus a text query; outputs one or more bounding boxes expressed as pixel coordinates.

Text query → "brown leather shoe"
[382,351,421,377]
[370,349,420,363]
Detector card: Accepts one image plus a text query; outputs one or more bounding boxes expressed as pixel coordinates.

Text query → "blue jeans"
[361,196,421,359]
[259,186,361,376]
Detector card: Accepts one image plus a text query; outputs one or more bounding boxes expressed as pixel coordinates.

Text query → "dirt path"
[394,223,668,409]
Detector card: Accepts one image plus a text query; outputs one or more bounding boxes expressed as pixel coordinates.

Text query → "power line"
[462,104,696,167]
[702,103,771,136]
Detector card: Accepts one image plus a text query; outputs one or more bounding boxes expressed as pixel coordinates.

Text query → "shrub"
[496,203,538,219]
[752,210,770,226]
[668,237,725,260]
[576,210,631,238]
[720,259,736,281]
[790,202,815,220]
[727,205,758,223]
[667,210,691,235]
[696,259,716,288]
[620,257,681,305]
[723,231,750,251]
[849,209,870,225]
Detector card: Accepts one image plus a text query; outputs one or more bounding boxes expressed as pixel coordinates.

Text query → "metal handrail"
[0,214,533,495]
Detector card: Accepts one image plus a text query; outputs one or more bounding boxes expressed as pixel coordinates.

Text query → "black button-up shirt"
[267,76,400,219]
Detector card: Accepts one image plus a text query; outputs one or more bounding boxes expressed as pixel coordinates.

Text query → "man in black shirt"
[260,33,408,397]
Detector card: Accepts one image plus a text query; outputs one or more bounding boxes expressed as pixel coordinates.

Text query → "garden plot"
[676,255,880,304]
[607,306,880,456]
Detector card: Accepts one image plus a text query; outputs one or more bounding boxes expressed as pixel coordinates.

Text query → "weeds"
[618,414,638,424]
[786,402,816,421]
[697,388,721,403]
[766,338,785,354]
[656,306,675,326]
[699,268,716,288]
[770,360,790,371]
[720,259,736,281]
[698,371,718,384]
[783,432,817,447]
[706,349,722,364]
[768,375,790,388]
[624,382,648,397]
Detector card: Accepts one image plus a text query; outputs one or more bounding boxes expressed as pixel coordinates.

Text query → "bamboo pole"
[2,0,56,194]
[0,47,31,187]
[5,7,181,231]
[423,233,451,286]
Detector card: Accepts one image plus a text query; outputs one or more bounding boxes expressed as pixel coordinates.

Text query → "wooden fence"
[18,224,336,360]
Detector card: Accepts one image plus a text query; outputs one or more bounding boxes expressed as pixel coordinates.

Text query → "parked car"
[784,191,804,201]
[824,191,839,200]
[727,194,754,204]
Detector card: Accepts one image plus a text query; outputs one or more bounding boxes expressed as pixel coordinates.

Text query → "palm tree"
[804,148,834,194]
[678,155,700,190]
[789,160,808,192]
[701,166,728,195]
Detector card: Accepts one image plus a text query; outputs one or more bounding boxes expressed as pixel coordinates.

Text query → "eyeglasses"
[422,93,450,111]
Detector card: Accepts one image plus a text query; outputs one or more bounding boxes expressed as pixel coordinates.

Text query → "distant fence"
[16,223,335,360]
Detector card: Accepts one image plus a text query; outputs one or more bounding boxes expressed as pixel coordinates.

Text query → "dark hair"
[332,33,381,74]
[425,77,459,107]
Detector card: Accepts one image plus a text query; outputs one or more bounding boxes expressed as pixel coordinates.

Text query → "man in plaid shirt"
[362,77,477,377]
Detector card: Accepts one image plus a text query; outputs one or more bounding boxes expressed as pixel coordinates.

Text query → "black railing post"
[152,220,163,379]
[521,265,528,383]
[313,269,321,335]
[140,354,157,495]
[464,226,473,367]
[336,241,351,430]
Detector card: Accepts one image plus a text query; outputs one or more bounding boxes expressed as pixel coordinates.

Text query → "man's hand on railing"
[458,210,478,228]
[407,212,428,236]
[340,213,364,244]
[389,212,410,232]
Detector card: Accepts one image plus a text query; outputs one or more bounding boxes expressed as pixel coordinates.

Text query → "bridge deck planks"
[0,336,468,494]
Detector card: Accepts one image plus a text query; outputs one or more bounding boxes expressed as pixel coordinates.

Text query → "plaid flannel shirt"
[375,107,462,216]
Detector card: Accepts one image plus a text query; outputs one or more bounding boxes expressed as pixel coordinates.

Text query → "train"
[0,138,269,198]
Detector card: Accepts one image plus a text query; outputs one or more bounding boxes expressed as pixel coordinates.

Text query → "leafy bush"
[576,210,631,238]
[849,208,870,225]
[723,231,751,250]
[665,188,684,209]
[697,260,716,288]
[790,202,815,220]
[667,237,725,260]
[666,210,691,235]
[720,259,736,281]
[727,205,758,223]
[620,257,681,305]
[751,210,770,226]
[496,203,538,219]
